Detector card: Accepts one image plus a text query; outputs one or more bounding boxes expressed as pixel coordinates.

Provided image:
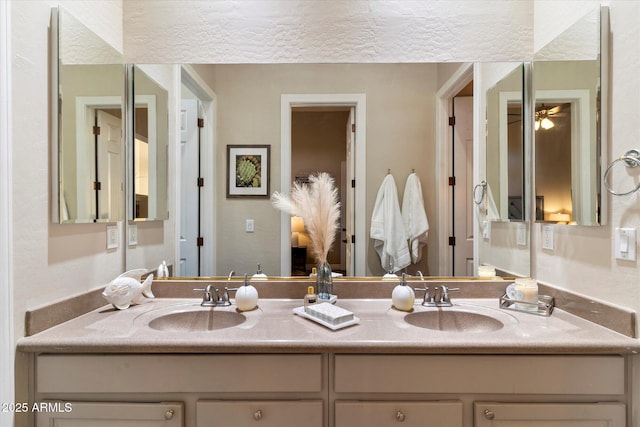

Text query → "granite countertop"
[17,297,640,355]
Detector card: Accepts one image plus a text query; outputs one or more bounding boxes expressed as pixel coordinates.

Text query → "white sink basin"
[148,308,246,332]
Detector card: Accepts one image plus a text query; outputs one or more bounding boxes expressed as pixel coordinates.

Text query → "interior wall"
[192,63,436,276]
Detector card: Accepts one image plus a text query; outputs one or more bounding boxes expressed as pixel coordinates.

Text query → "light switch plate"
[542,225,554,251]
[483,221,490,240]
[128,224,138,246]
[246,219,254,233]
[107,225,119,250]
[516,223,527,246]
[615,227,636,261]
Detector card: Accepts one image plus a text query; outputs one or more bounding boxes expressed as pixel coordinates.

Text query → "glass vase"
[316,260,333,301]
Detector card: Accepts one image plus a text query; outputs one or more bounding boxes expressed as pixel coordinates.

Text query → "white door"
[474,402,626,427]
[345,107,356,276]
[180,99,199,276]
[452,96,474,276]
[96,109,122,220]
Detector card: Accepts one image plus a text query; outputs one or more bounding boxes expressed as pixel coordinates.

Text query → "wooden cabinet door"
[36,401,183,427]
[196,400,323,427]
[474,402,626,427]
[335,401,463,427]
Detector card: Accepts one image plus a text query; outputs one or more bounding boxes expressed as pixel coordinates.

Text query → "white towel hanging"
[370,174,411,273]
[402,173,429,264]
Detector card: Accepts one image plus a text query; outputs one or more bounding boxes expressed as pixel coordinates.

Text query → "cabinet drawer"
[474,402,626,427]
[37,354,322,394]
[335,400,462,427]
[334,355,625,395]
[36,401,183,427]
[196,400,323,427]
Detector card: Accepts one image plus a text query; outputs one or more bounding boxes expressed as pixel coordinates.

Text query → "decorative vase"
[316,260,333,300]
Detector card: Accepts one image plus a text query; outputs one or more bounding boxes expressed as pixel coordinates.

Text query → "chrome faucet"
[414,284,459,307]
[227,270,235,280]
[193,283,233,307]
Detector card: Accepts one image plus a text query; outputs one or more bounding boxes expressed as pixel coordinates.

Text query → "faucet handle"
[441,285,460,303]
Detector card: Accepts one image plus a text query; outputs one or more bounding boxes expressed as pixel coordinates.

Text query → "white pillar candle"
[514,278,538,310]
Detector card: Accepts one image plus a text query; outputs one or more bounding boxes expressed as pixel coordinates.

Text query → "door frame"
[280,94,366,276]
[435,63,473,276]
[177,65,217,275]
[0,0,14,420]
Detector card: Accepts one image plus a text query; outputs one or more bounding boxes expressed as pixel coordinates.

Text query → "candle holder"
[499,294,555,316]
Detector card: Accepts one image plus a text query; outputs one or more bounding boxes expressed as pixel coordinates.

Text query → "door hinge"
[351,179,355,188]
[197,177,204,187]
[197,118,204,128]
[449,116,455,126]
[93,181,101,190]
[449,176,456,186]
[351,123,356,133]
[197,237,204,247]
[449,236,456,246]
[351,235,355,244]
[93,125,101,135]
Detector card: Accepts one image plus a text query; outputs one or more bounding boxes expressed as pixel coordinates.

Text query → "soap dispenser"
[391,273,415,312]
[235,274,259,311]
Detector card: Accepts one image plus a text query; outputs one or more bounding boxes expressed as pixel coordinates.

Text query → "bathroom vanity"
[18,285,638,427]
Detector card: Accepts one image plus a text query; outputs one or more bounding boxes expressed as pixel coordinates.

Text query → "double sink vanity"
[18,278,638,427]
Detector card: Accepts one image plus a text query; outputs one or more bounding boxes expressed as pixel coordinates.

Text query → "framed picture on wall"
[226,145,271,198]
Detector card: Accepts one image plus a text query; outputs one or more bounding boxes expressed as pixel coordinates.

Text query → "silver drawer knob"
[395,411,406,422]
[164,409,175,420]
[484,409,495,420]
[253,409,263,421]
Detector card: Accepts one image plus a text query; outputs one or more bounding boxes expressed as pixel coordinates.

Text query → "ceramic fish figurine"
[102,269,155,310]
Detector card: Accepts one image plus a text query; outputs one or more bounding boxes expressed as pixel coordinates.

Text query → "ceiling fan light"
[541,117,554,130]
[535,120,540,131]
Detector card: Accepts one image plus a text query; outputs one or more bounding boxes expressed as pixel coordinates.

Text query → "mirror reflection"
[484,63,525,222]
[130,65,169,221]
[53,7,124,223]
[533,6,603,226]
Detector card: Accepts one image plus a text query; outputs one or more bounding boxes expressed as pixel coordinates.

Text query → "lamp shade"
[291,216,305,233]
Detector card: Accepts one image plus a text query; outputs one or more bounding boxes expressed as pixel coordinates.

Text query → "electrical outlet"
[246,219,254,233]
[615,227,636,261]
[482,221,490,240]
[516,223,527,246]
[128,224,138,246]
[542,225,554,251]
[107,225,119,250]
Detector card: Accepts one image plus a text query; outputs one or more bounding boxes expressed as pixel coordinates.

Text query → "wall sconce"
[291,216,305,247]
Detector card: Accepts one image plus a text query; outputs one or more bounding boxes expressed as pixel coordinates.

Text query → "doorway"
[179,65,216,277]
[280,94,366,277]
[436,64,474,276]
[291,107,350,274]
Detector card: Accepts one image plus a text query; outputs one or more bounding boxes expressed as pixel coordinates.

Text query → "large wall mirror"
[129,65,170,221]
[51,7,124,223]
[533,6,606,226]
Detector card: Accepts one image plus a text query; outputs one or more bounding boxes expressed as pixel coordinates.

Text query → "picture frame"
[226,145,271,198]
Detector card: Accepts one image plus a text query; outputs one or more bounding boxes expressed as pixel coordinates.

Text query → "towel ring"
[473,180,487,205]
[603,149,640,196]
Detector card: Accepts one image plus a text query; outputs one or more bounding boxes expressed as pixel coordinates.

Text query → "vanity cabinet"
[32,353,628,427]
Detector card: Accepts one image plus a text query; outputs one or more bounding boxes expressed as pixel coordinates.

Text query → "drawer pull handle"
[164,409,175,420]
[484,409,495,420]
[253,409,263,421]
[395,411,406,422]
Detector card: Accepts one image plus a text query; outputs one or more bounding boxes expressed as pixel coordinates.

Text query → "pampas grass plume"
[271,172,341,264]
